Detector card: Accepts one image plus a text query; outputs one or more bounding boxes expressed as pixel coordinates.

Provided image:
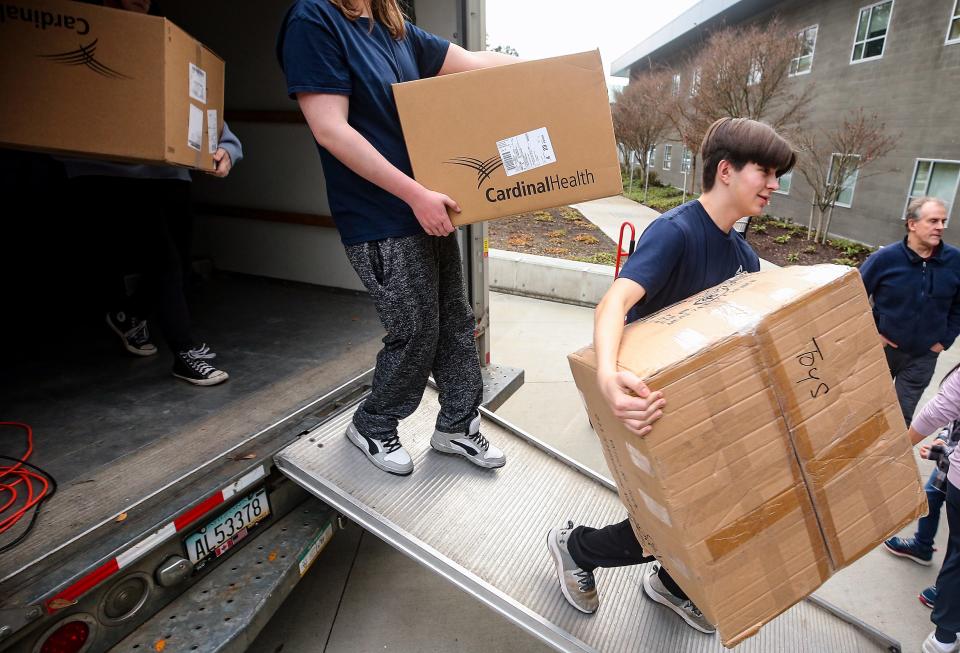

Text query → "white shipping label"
[189,63,207,104]
[188,104,203,151]
[207,109,219,154]
[496,127,556,177]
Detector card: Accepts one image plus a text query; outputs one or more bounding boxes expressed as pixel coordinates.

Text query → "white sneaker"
[345,423,413,476]
[642,563,715,634]
[430,413,505,469]
[923,632,960,653]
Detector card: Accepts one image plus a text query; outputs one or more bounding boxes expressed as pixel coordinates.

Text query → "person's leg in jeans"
[893,350,940,426]
[917,470,948,553]
[928,482,960,649]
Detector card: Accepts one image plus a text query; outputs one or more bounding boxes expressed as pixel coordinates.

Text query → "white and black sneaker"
[172,343,228,386]
[430,413,505,469]
[345,423,413,475]
[106,311,157,357]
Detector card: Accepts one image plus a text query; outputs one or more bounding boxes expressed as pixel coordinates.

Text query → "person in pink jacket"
[908,363,960,653]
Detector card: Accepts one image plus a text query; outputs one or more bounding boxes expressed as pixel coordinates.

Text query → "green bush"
[786,252,800,263]
[803,244,818,254]
[773,234,791,244]
[751,223,768,234]
[578,252,616,266]
[832,257,860,267]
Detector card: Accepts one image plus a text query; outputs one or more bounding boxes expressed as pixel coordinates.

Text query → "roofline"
[611,0,767,77]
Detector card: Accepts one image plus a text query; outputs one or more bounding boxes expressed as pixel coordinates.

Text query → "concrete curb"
[489,248,613,307]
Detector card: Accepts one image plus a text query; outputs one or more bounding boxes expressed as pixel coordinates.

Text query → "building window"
[828,154,861,207]
[906,159,960,220]
[647,145,656,168]
[948,0,960,44]
[681,147,692,173]
[775,170,793,195]
[689,67,701,97]
[851,1,894,63]
[790,25,818,75]
[663,144,672,170]
[671,73,681,97]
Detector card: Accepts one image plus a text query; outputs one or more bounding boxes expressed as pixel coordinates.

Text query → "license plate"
[184,487,270,566]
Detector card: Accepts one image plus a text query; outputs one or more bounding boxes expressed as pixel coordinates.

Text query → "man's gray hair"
[906,196,947,221]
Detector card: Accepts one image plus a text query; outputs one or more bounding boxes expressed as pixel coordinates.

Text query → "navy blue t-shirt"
[619,200,760,323]
[276,1,450,245]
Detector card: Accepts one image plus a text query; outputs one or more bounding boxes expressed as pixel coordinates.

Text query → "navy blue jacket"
[859,237,960,356]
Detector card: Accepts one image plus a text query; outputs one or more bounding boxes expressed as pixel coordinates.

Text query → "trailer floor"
[0,274,383,583]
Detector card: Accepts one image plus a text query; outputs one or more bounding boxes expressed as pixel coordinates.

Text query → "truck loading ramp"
[276,386,899,653]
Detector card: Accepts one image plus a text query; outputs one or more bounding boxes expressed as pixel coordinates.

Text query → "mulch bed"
[486,206,619,265]
[745,217,873,267]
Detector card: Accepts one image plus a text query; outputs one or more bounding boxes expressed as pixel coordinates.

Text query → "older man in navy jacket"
[860,197,960,427]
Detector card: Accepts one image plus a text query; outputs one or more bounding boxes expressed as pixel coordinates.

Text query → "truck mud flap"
[275,387,897,653]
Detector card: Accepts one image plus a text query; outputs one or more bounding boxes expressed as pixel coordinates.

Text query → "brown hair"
[329,0,407,40]
[700,117,796,192]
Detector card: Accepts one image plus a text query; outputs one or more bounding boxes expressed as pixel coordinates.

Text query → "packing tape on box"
[693,359,829,609]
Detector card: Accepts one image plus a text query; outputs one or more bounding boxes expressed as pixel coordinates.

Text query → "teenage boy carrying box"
[547,117,797,634]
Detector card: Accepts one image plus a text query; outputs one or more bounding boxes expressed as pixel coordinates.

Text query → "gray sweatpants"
[344,233,483,439]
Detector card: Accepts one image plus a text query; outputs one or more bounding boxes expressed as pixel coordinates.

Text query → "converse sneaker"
[106,311,157,356]
[345,423,413,476]
[923,631,959,653]
[643,563,715,634]
[172,344,228,386]
[547,521,598,614]
[430,413,505,469]
[883,536,934,565]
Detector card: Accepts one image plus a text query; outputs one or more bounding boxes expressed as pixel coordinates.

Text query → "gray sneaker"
[547,521,598,614]
[431,413,505,469]
[642,563,715,634]
[345,423,413,476]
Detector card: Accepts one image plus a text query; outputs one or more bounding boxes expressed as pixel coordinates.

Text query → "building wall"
[635,0,960,246]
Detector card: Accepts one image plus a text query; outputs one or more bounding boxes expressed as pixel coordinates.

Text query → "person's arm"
[437,43,521,75]
[858,251,897,348]
[594,278,664,437]
[296,92,458,236]
[910,369,960,444]
[210,122,243,178]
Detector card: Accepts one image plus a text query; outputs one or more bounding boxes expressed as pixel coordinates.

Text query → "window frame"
[828,153,861,208]
[850,0,894,65]
[775,169,793,195]
[903,158,960,223]
[681,147,692,173]
[789,24,819,76]
[747,59,762,86]
[671,73,681,97]
[663,144,673,171]
[947,0,960,45]
[647,145,656,168]
[689,67,701,97]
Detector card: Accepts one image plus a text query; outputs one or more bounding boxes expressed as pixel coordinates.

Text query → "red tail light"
[40,620,90,653]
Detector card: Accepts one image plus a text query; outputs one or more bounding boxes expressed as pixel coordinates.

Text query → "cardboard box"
[568,265,926,647]
[393,50,622,226]
[0,0,224,170]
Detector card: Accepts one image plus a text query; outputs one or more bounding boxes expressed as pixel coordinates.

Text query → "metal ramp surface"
[275,387,891,653]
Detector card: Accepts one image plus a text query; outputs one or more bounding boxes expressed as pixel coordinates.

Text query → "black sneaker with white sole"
[106,311,157,357]
[345,423,413,475]
[172,343,228,386]
[430,413,505,468]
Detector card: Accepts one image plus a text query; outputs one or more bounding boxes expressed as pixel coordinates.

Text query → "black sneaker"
[172,343,228,386]
[106,311,157,356]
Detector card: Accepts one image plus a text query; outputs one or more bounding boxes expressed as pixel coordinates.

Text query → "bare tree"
[664,16,814,193]
[796,109,899,243]
[611,71,672,193]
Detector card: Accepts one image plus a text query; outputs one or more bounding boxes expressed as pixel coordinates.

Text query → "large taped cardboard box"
[393,50,622,226]
[0,0,224,170]
[568,265,926,647]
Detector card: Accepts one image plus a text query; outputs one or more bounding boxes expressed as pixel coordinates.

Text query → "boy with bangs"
[547,117,797,634]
